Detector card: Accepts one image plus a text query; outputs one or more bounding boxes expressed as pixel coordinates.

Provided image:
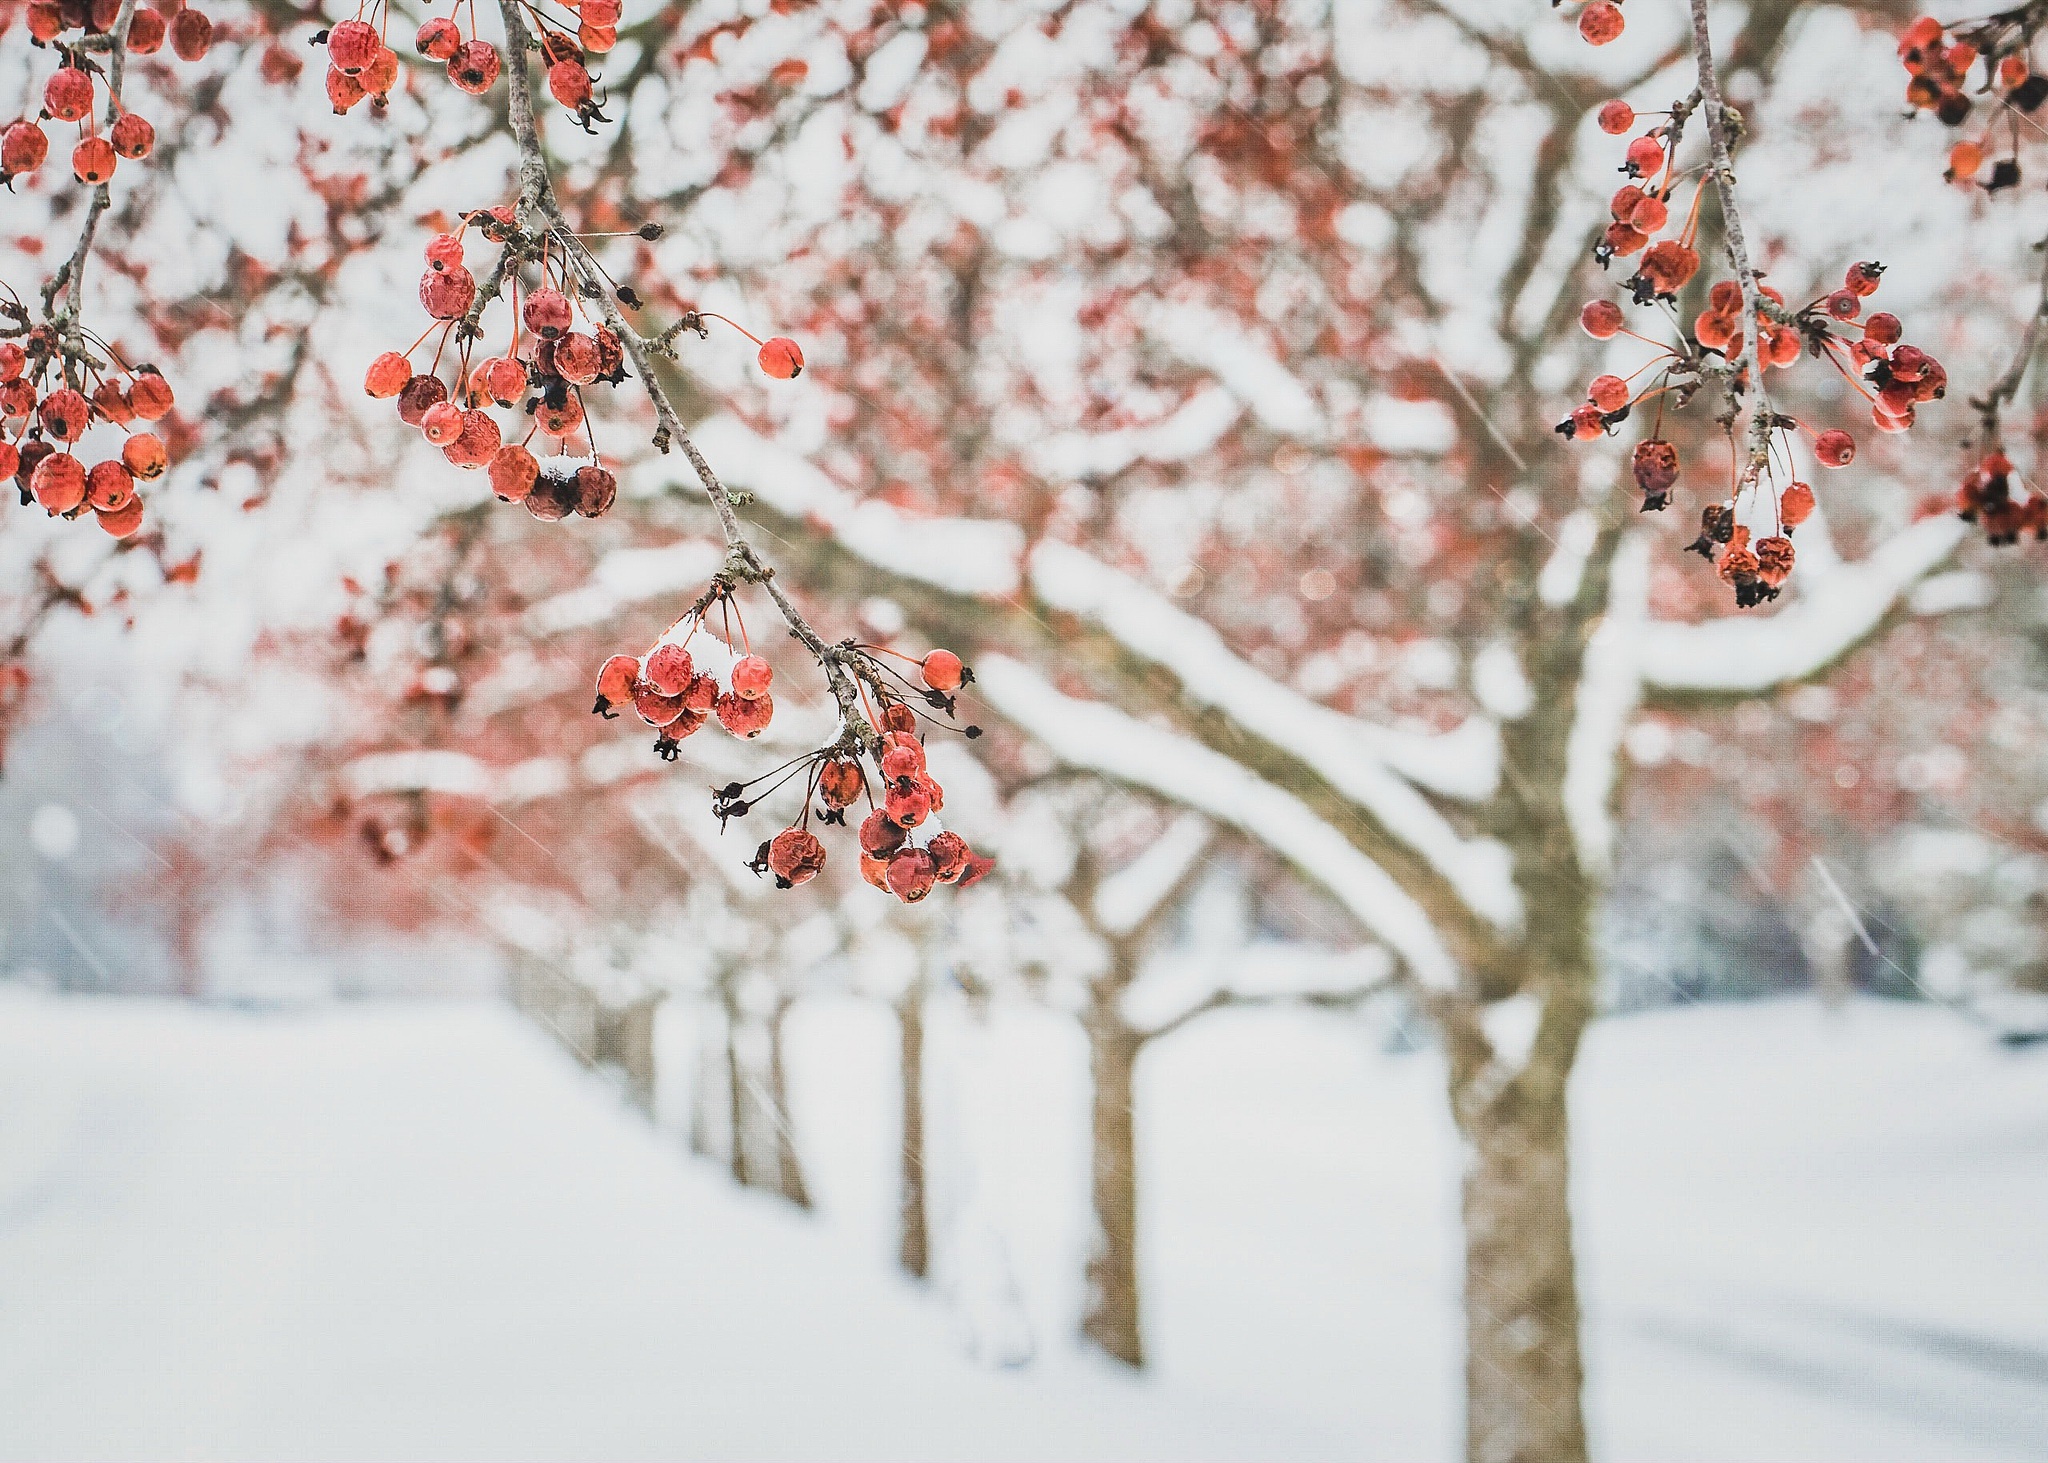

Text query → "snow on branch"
[1636,516,1969,701]
[1092,812,1214,939]
[974,655,1460,992]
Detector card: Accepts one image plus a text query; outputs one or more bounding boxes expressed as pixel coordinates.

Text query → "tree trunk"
[767,998,812,1210]
[1080,1014,1144,1367]
[897,982,930,1279]
[1444,968,1595,1463]
[721,983,749,1188]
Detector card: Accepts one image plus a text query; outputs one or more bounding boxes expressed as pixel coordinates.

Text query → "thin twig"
[1972,235,2048,447]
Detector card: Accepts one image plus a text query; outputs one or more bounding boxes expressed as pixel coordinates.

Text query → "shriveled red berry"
[534,393,585,438]
[127,7,166,53]
[170,8,213,61]
[472,355,526,406]
[86,459,135,513]
[44,68,94,123]
[731,653,773,700]
[1597,99,1634,134]
[886,846,938,902]
[580,23,617,54]
[819,758,864,809]
[1578,2,1624,45]
[0,343,21,384]
[1636,240,1700,296]
[417,17,462,60]
[488,443,538,501]
[554,332,602,385]
[927,831,971,883]
[40,388,90,443]
[32,452,87,514]
[523,288,573,339]
[1632,438,1680,503]
[449,40,501,94]
[110,113,154,161]
[425,233,465,271]
[758,337,804,379]
[1864,311,1902,345]
[884,779,931,828]
[573,464,616,516]
[680,674,717,712]
[0,443,15,479]
[644,644,694,696]
[365,351,412,398]
[327,18,381,73]
[859,810,906,858]
[420,266,477,320]
[444,409,502,467]
[397,373,448,426]
[716,689,773,737]
[1845,264,1883,301]
[1562,403,1605,441]
[1824,289,1861,321]
[2,121,48,177]
[767,828,826,888]
[327,65,367,113]
[1814,429,1856,467]
[1579,300,1624,339]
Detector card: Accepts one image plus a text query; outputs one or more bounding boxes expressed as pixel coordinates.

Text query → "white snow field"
[0,988,2043,1462]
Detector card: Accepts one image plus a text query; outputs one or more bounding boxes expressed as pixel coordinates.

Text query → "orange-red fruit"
[449,41,502,94]
[1636,240,1699,296]
[881,703,919,735]
[681,674,717,712]
[886,847,938,902]
[535,393,585,438]
[1949,139,1985,179]
[1814,429,1856,468]
[328,19,381,73]
[758,337,804,379]
[71,136,116,184]
[32,452,87,514]
[128,7,166,53]
[1579,300,1624,339]
[1845,261,1885,297]
[859,810,907,858]
[1695,311,1738,353]
[1624,135,1664,175]
[1628,194,1668,233]
[594,654,638,709]
[327,65,367,113]
[921,648,964,691]
[170,8,212,61]
[129,370,174,420]
[2,121,48,176]
[1587,375,1630,414]
[573,464,616,516]
[731,653,773,700]
[1780,481,1814,528]
[96,496,144,538]
[644,644,694,696]
[444,410,502,468]
[767,828,826,887]
[123,433,168,480]
[0,343,20,383]
[716,690,773,737]
[44,68,93,123]
[884,779,931,828]
[417,18,462,60]
[554,333,602,385]
[397,373,448,426]
[109,113,154,161]
[819,758,864,809]
[1864,312,1902,345]
[40,388,90,443]
[0,443,16,479]
[523,288,573,339]
[86,459,135,512]
[1825,289,1861,321]
[1578,2,1624,45]
[473,356,526,406]
[420,401,463,446]
[362,46,399,97]
[365,351,412,398]
[633,683,686,727]
[1597,100,1634,134]
[420,266,477,320]
[579,23,617,54]
[488,444,539,501]
[549,60,593,110]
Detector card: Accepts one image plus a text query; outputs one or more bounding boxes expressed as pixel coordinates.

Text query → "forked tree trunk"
[1080,1014,1144,1367]
[897,983,930,1279]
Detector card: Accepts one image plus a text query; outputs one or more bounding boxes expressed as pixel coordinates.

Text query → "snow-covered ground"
[0,988,2043,1462]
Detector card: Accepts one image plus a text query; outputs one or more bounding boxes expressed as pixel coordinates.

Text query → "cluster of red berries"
[1900,13,2048,189]
[1953,451,2048,545]
[1568,0,1627,48]
[1683,506,1806,609]
[1,0,210,190]
[362,205,805,511]
[320,0,619,124]
[2,320,171,538]
[594,588,990,900]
